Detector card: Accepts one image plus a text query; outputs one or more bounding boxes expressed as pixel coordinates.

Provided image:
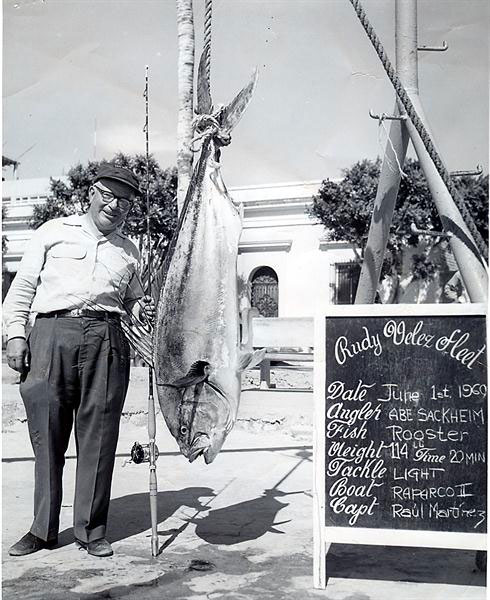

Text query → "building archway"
[250,266,278,317]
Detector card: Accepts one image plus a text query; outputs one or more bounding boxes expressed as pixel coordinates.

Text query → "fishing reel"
[130,441,160,465]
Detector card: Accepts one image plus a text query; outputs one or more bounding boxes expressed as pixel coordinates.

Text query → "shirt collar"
[63,213,125,241]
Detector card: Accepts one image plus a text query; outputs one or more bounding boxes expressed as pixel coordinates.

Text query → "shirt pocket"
[50,243,87,260]
[47,243,88,280]
[99,248,135,293]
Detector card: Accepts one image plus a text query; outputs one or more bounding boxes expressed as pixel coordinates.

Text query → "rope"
[348,0,488,262]
[190,111,231,151]
[204,0,212,87]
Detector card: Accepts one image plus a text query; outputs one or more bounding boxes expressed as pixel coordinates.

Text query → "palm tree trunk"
[176,0,195,214]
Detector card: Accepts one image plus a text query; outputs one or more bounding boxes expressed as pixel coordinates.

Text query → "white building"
[1,177,363,311]
[233,181,359,316]
[2,178,57,277]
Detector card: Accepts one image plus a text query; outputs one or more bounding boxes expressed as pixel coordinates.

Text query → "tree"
[176,0,195,213]
[30,153,178,258]
[309,158,488,301]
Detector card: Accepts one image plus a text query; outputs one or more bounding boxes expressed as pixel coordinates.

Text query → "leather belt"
[37,309,120,321]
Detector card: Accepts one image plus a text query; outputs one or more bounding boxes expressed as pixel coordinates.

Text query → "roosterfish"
[126,58,264,464]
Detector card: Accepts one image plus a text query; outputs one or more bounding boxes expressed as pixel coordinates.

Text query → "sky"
[2,0,489,187]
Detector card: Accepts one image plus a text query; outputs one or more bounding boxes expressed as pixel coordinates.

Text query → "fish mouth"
[188,447,207,463]
[185,433,211,463]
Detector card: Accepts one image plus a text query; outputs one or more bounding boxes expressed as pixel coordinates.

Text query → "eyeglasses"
[93,184,132,210]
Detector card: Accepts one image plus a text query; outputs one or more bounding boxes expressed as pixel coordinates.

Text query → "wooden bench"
[243,314,314,389]
[258,350,313,389]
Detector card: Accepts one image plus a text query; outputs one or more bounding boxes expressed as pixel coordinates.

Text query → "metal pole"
[398,0,487,302]
[355,1,419,304]
[144,65,159,557]
[355,1,416,304]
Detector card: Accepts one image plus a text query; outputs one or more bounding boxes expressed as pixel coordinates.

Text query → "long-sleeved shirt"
[3,213,143,340]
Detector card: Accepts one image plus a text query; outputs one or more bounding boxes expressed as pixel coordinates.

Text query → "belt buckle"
[69,308,84,317]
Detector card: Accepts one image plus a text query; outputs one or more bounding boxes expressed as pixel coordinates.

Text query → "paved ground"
[2,365,486,599]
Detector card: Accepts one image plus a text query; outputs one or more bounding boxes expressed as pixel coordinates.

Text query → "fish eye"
[180,426,188,435]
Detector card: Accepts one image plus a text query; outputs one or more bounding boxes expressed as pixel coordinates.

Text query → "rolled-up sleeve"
[3,225,47,340]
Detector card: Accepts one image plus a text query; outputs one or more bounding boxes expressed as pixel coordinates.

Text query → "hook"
[450,165,483,177]
[418,41,448,52]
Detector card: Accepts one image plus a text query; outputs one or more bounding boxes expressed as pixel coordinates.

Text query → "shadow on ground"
[192,448,311,545]
[192,489,294,545]
[57,487,216,547]
[56,485,300,549]
[327,543,486,587]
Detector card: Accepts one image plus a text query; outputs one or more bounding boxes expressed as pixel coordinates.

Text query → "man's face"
[88,180,134,234]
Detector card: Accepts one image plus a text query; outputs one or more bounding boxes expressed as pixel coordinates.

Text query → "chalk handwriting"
[334,327,382,365]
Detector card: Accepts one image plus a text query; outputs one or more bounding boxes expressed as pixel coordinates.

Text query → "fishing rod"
[142,65,159,557]
[146,66,160,557]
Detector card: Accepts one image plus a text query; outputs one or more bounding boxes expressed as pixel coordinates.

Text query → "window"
[251,266,278,317]
[334,262,361,304]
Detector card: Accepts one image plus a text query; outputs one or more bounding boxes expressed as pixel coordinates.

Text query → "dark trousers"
[19,315,130,543]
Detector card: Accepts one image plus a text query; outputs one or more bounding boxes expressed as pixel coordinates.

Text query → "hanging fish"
[126,58,263,464]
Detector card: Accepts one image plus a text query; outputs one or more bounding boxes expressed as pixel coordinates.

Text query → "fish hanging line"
[190,111,232,151]
[348,0,488,263]
[189,0,232,152]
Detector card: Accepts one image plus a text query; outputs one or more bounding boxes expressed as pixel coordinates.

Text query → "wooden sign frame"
[313,303,487,589]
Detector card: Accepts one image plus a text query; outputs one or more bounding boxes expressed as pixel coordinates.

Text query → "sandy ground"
[2,363,486,599]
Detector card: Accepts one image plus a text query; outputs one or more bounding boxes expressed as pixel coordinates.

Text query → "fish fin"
[168,361,211,388]
[239,307,259,350]
[206,379,228,402]
[196,50,213,115]
[139,237,174,305]
[120,319,154,368]
[119,295,155,368]
[187,360,211,377]
[170,374,206,389]
[239,348,266,372]
[220,68,258,133]
[142,146,211,303]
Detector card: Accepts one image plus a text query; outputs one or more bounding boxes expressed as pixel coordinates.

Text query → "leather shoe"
[9,532,58,556]
[76,538,113,557]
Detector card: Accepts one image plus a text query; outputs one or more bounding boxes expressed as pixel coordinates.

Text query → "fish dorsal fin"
[196,50,213,116]
[220,68,258,134]
[239,348,266,372]
[142,142,212,304]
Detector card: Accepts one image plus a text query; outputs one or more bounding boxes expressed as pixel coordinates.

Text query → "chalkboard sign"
[313,304,487,589]
[324,312,487,533]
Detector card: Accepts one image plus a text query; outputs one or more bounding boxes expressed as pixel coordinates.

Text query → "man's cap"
[93,165,141,196]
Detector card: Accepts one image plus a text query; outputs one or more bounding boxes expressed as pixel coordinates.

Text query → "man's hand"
[6,338,30,374]
[139,295,156,326]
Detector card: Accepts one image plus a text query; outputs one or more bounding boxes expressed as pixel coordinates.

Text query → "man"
[3,164,154,558]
